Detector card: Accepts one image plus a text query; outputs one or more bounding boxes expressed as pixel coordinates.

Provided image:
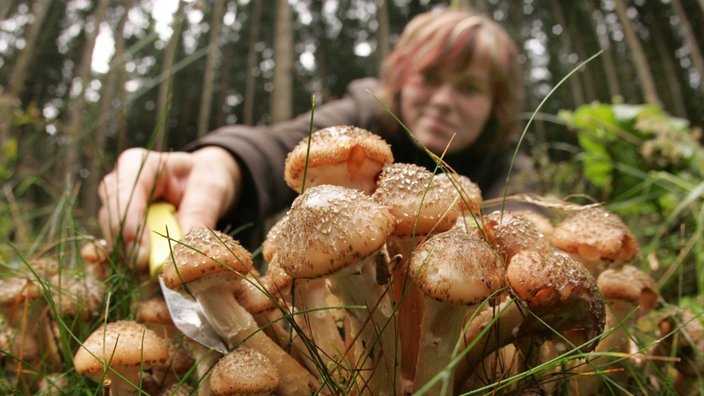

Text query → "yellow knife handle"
[146,202,182,277]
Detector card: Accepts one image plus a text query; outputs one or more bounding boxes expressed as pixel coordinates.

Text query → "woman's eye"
[459,82,482,95]
[421,72,441,86]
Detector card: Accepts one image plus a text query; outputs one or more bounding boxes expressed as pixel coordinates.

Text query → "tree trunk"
[376,0,390,65]
[197,0,225,137]
[550,0,585,107]
[243,0,262,125]
[586,0,621,101]
[84,0,134,223]
[155,0,186,150]
[64,0,110,187]
[0,0,19,21]
[613,0,661,106]
[669,0,704,93]
[270,0,293,123]
[7,0,54,98]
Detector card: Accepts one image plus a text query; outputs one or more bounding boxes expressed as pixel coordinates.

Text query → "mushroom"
[161,228,317,395]
[278,184,397,395]
[260,214,347,379]
[551,206,638,274]
[208,345,280,396]
[284,125,394,194]
[482,210,553,265]
[569,264,659,393]
[408,229,506,394]
[455,249,606,393]
[73,320,170,396]
[505,249,605,353]
[656,309,704,395]
[372,163,462,387]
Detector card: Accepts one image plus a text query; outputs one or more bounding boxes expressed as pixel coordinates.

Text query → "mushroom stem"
[409,230,506,395]
[325,250,397,395]
[289,278,348,377]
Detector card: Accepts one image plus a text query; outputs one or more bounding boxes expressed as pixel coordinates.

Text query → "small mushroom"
[279,184,397,394]
[208,345,280,396]
[372,163,462,386]
[409,229,505,394]
[482,210,553,265]
[73,320,170,396]
[656,309,704,395]
[506,249,606,353]
[569,264,659,393]
[161,228,318,395]
[552,206,638,274]
[284,125,394,194]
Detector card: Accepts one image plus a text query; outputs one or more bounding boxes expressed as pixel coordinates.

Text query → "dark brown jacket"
[187,78,536,249]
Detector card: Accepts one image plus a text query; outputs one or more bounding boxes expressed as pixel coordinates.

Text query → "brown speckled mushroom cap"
[552,206,638,264]
[73,320,169,382]
[410,230,505,305]
[209,345,280,396]
[261,214,288,263]
[236,258,292,315]
[284,125,393,194]
[279,184,395,279]
[441,173,483,217]
[597,264,659,314]
[161,228,253,290]
[373,163,460,236]
[483,210,553,264]
[507,249,605,350]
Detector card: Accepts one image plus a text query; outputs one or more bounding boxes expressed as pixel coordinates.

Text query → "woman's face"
[399,62,494,155]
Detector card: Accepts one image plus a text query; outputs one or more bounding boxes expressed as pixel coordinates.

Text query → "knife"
[147,202,229,354]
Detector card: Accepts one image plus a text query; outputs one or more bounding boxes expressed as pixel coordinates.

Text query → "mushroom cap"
[49,272,104,318]
[284,125,393,194]
[372,163,460,236]
[135,295,175,327]
[597,264,659,314]
[209,345,280,396]
[410,230,505,305]
[236,258,292,315]
[73,320,169,381]
[482,210,552,264]
[552,207,638,264]
[279,184,395,279]
[161,228,254,289]
[441,173,483,217]
[507,249,605,349]
[261,214,288,263]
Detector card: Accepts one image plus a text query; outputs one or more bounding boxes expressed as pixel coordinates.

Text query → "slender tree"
[64,0,110,186]
[550,0,585,106]
[155,0,186,150]
[197,0,225,137]
[613,0,661,106]
[243,0,262,125]
[376,0,390,64]
[670,0,704,93]
[270,0,293,123]
[586,0,621,101]
[85,0,134,221]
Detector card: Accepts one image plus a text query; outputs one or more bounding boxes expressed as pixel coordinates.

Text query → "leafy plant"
[558,103,704,298]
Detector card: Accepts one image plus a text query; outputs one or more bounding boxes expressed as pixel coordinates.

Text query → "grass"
[2,137,702,396]
[2,67,704,396]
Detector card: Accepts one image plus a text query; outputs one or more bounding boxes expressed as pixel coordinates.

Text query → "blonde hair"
[379,8,524,151]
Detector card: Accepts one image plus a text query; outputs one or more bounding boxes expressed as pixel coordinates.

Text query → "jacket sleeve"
[184,78,381,244]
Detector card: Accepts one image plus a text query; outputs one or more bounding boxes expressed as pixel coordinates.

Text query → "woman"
[98,7,530,258]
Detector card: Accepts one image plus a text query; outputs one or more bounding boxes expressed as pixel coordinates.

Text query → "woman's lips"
[420,115,455,135]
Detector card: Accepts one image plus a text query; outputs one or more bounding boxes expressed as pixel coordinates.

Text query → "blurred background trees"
[0,0,702,251]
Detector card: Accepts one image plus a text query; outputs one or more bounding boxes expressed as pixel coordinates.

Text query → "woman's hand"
[98,146,241,266]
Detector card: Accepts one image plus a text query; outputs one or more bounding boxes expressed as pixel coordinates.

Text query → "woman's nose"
[429,82,454,107]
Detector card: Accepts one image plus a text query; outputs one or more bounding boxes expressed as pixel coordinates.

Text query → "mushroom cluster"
[7,125,698,394]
